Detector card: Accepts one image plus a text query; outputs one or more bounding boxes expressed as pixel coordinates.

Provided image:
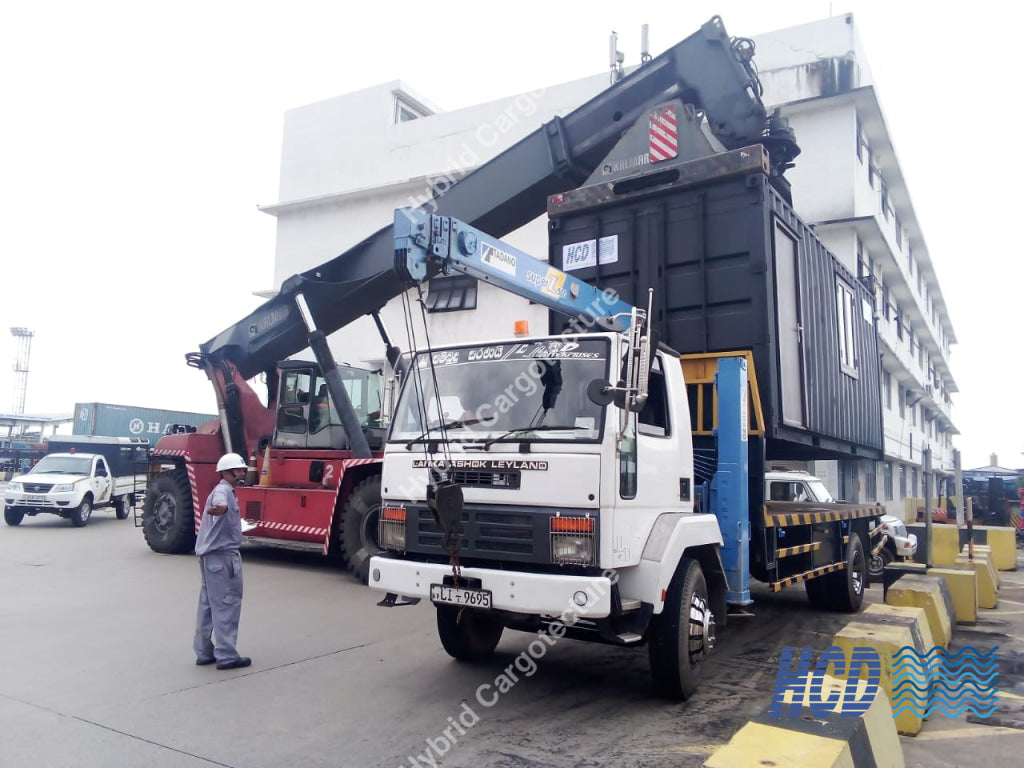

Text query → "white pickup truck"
[4,452,144,527]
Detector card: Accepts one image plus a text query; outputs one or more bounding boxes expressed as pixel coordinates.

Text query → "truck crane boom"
[200,16,796,382]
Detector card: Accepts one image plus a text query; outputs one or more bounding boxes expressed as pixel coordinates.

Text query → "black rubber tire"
[805,534,866,612]
[115,495,132,521]
[341,475,382,584]
[436,605,504,661]
[868,544,894,580]
[648,557,713,700]
[4,507,24,526]
[832,533,867,612]
[70,496,93,527]
[142,471,195,554]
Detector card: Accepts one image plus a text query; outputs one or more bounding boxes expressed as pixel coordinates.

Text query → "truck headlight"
[550,515,595,565]
[378,504,406,552]
[53,483,77,493]
[7,482,23,493]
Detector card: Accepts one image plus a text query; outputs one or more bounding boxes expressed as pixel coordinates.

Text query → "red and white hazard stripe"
[649,106,678,163]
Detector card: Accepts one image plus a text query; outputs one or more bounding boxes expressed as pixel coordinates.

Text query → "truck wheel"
[4,508,24,526]
[115,495,132,521]
[341,475,382,584]
[648,557,715,700]
[71,497,93,527]
[142,471,195,554]
[436,605,503,661]
[806,534,866,612]
[868,544,894,580]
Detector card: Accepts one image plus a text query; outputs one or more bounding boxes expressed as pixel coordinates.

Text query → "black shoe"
[196,657,216,666]
[216,656,252,670]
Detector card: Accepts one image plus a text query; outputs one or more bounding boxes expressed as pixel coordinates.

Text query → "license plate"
[430,583,493,609]
[27,496,44,504]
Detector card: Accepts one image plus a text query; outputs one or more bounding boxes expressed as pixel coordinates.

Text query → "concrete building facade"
[260,13,957,521]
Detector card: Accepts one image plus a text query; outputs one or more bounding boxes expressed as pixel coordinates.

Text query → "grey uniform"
[193,479,244,664]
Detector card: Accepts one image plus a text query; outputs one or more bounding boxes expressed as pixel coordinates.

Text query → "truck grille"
[23,483,53,493]
[450,469,521,489]
[408,503,598,565]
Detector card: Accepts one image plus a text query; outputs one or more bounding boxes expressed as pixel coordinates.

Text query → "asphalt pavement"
[1,503,1022,767]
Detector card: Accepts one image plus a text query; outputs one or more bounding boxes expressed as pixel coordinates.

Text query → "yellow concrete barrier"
[954,553,998,608]
[966,529,1017,571]
[927,567,978,625]
[927,524,961,566]
[884,574,953,648]
[961,545,1000,587]
[833,604,934,736]
[704,674,904,768]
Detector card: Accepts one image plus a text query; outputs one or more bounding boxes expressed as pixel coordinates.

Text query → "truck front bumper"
[368,556,614,618]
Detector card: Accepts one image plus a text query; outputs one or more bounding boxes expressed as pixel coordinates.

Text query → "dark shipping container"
[547,145,884,462]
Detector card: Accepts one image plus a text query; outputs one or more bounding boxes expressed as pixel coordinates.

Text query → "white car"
[868,514,918,578]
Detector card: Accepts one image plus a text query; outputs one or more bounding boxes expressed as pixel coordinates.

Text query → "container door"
[773,222,805,427]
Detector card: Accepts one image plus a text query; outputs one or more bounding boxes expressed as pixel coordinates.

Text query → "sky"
[1,0,1021,470]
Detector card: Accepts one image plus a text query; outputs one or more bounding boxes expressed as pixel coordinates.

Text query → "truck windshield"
[29,456,91,475]
[390,338,609,445]
[807,479,835,503]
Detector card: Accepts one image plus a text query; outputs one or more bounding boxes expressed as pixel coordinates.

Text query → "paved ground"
[1,505,1021,767]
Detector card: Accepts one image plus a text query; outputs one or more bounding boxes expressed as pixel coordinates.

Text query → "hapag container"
[546,144,883,462]
[73,403,217,443]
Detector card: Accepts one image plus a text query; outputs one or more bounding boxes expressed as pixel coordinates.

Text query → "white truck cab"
[4,452,143,527]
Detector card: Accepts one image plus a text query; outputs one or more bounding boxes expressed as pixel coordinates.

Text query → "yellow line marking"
[910,725,1024,742]
[998,689,1024,702]
[665,744,726,755]
[999,598,1024,606]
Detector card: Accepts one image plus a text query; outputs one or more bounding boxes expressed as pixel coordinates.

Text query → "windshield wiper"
[404,418,484,448]
[482,425,585,449]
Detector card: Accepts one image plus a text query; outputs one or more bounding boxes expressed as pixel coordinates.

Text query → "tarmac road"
[1,507,1021,767]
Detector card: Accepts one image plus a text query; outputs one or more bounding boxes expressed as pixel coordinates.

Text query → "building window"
[898,385,905,418]
[835,278,858,376]
[424,275,478,313]
[883,371,892,410]
[911,467,918,497]
[894,216,903,249]
[899,464,906,498]
[394,94,427,124]
[884,462,894,501]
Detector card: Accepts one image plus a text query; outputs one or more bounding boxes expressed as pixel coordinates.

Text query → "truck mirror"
[587,378,616,407]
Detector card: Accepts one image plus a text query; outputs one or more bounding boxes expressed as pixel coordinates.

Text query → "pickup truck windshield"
[29,456,91,475]
[807,479,835,503]
[390,338,609,445]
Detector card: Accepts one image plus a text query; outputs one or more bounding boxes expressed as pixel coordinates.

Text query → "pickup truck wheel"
[341,475,382,584]
[868,544,894,580]
[649,557,714,700]
[115,495,132,520]
[436,605,503,661]
[71,497,93,527]
[142,471,195,554]
[4,508,24,526]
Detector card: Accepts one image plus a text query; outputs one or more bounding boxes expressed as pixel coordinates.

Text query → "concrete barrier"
[884,574,953,648]
[704,674,904,768]
[927,567,978,625]
[954,553,998,608]
[970,526,1018,571]
[960,545,1001,587]
[833,604,934,736]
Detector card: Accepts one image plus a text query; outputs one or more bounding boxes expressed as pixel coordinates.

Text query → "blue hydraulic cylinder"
[709,356,752,605]
[394,207,635,332]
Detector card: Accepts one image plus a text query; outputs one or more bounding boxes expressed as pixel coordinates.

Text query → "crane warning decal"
[649,105,678,162]
[481,242,517,277]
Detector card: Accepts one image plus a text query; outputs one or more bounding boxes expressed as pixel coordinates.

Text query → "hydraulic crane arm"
[394,208,636,330]
[198,16,795,382]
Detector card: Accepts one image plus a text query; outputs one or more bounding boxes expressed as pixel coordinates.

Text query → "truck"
[139,16,801,583]
[368,199,885,699]
[4,436,149,526]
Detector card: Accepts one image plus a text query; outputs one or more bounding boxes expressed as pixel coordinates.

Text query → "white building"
[260,13,957,520]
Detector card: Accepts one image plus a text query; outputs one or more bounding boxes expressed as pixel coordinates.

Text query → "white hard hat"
[216,453,248,472]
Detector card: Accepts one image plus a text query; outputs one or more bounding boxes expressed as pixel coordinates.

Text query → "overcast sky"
[1,1,1020,470]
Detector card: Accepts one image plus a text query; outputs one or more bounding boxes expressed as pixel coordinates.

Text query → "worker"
[193,452,252,670]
